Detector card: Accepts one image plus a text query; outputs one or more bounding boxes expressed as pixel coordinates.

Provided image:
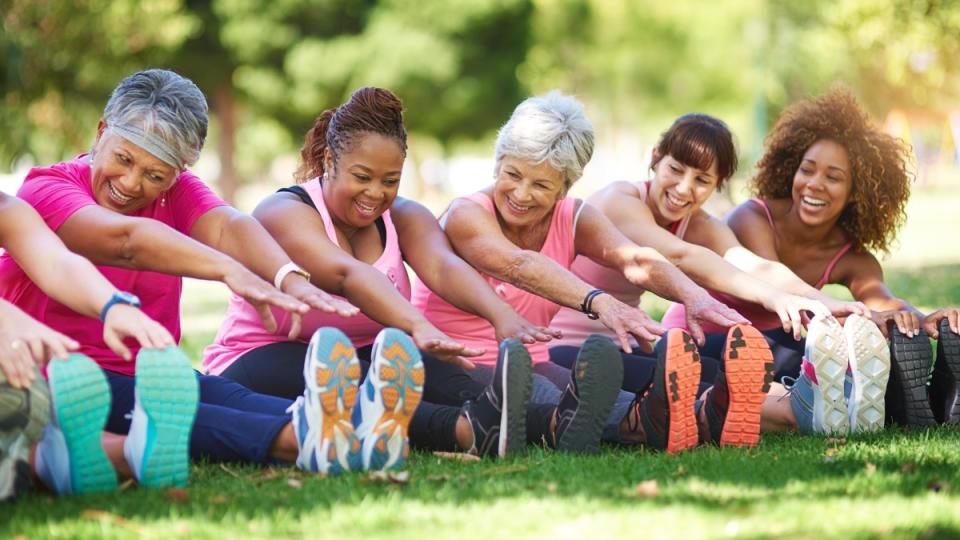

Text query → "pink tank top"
[203,179,411,375]
[660,198,853,332]
[550,181,690,348]
[410,192,577,365]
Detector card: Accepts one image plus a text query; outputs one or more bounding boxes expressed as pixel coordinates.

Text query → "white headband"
[105,124,185,171]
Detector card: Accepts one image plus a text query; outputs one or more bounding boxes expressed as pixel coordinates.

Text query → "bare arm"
[392,197,556,344]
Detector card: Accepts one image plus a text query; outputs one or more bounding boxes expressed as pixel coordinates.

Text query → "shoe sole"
[664,330,701,454]
[719,325,770,448]
[805,318,850,435]
[557,335,622,454]
[935,319,960,424]
[48,354,117,494]
[1,366,50,499]
[135,347,199,488]
[306,328,362,473]
[499,340,532,458]
[844,315,890,432]
[888,328,936,427]
[362,329,424,471]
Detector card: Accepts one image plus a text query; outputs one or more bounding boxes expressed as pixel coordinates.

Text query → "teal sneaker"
[124,347,198,488]
[290,328,362,474]
[353,328,424,471]
[1,366,49,501]
[37,354,116,495]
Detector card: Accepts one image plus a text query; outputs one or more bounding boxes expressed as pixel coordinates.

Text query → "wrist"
[580,289,606,320]
[274,262,311,290]
[99,291,141,322]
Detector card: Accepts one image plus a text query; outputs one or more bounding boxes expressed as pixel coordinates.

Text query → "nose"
[513,182,533,202]
[676,173,696,196]
[115,172,142,195]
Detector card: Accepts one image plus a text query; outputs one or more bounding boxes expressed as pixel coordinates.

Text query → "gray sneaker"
[1,366,49,501]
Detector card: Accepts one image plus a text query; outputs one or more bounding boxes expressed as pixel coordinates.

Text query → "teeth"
[666,192,689,208]
[802,196,827,207]
[507,198,530,213]
[108,182,132,203]
[355,200,377,214]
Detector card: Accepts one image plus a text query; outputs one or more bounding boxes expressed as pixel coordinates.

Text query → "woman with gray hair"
[1,68,367,493]
[412,91,754,452]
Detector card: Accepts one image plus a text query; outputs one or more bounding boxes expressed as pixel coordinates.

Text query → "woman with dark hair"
[206,87,569,466]
[665,89,959,433]
[550,113,869,445]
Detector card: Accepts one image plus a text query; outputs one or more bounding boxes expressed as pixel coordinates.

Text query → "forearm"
[29,251,117,319]
[419,254,516,324]
[121,219,237,281]
[338,267,427,332]
[624,256,714,306]
[494,250,596,310]
[207,214,295,284]
[724,249,821,299]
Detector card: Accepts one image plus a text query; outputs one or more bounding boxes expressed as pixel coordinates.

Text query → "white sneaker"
[803,316,851,435]
[290,328,362,474]
[354,328,424,471]
[844,314,891,432]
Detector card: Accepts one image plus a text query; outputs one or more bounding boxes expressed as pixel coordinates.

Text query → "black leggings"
[548,342,721,397]
[221,340,555,450]
[696,327,804,383]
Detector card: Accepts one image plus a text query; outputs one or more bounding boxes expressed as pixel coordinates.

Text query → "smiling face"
[647,153,719,225]
[322,132,405,229]
[791,139,852,226]
[89,124,179,213]
[492,156,566,230]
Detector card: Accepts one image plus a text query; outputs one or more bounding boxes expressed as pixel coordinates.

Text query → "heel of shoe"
[844,315,890,433]
[720,325,769,448]
[888,328,936,427]
[665,330,701,454]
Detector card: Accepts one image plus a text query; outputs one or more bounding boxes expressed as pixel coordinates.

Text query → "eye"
[669,165,683,174]
[827,176,841,183]
[384,177,400,186]
[506,170,520,179]
[535,182,551,190]
[696,176,711,185]
[116,153,131,165]
[799,167,814,175]
[147,174,164,183]
[353,173,370,181]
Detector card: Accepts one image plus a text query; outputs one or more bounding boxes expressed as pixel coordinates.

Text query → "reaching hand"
[0,303,78,389]
[683,293,748,346]
[820,297,871,321]
[102,304,175,361]
[493,311,562,345]
[593,294,664,353]
[871,308,921,338]
[411,322,482,370]
[764,292,831,341]
[222,263,311,335]
[921,307,960,339]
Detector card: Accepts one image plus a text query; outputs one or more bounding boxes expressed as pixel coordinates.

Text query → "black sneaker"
[554,334,622,454]
[930,318,960,425]
[461,339,531,458]
[639,329,701,454]
[886,326,936,427]
[1,367,50,502]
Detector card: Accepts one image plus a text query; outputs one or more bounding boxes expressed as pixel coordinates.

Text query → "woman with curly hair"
[665,88,960,433]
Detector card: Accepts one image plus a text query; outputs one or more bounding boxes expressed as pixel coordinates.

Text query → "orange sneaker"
[639,329,701,454]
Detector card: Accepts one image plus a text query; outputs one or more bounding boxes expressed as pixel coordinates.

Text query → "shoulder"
[588,180,642,207]
[831,247,881,284]
[726,199,772,233]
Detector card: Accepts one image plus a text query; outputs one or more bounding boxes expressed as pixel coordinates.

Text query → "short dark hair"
[650,113,737,190]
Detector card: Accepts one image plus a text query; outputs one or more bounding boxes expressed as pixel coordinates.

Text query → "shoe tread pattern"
[665,330,701,454]
[935,319,960,424]
[807,318,850,435]
[501,340,532,457]
[889,328,936,427]
[845,316,890,432]
[557,335,622,454]
[365,329,423,471]
[308,328,362,474]
[720,325,769,447]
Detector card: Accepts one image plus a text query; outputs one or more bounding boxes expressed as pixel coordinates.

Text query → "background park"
[3,0,960,537]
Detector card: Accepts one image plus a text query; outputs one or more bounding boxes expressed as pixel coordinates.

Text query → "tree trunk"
[213,81,238,204]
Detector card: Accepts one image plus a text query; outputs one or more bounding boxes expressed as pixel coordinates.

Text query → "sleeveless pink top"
[203,179,411,375]
[410,192,577,365]
[660,198,853,332]
[549,181,690,348]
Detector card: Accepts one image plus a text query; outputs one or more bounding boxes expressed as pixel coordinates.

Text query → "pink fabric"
[660,198,855,333]
[203,178,410,375]
[410,192,577,365]
[550,181,689,347]
[0,156,226,376]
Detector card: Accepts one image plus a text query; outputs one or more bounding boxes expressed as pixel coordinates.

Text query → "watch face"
[117,291,142,307]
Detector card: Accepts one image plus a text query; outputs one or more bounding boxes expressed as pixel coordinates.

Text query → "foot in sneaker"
[354,328,424,471]
[554,335,622,453]
[461,339,532,458]
[789,316,850,435]
[1,366,49,501]
[638,329,700,454]
[844,314,890,433]
[886,326,936,427]
[36,354,116,495]
[290,328,362,474]
[701,325,771,447]
[124,347,199,488]
[930,318,960,424]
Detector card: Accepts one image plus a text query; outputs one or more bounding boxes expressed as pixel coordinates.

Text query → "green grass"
[6,187,960,538]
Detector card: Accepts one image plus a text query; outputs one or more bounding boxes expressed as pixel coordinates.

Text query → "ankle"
[455,414,474,451]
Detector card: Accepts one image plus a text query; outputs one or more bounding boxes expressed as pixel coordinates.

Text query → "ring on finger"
[10,339,25,350]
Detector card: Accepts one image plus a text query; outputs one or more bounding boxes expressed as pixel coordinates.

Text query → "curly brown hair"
[751,88,914,253]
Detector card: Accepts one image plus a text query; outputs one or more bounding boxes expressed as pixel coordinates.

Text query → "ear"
[323,148,334,176]
[650,148,662,167]
[95,120,108,143]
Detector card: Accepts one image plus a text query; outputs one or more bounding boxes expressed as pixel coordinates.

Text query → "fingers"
[287,313,303,340]
[254,301,278,334]
[950,309,960,335]
[457,357,477,370]
[0,358,25,389]
[687,319,706,347]
[103,327,132,361]
[613,324,633,354]
[922,309,941,339]
[46,330,77,360]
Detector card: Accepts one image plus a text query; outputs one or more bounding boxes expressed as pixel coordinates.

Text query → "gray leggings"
[466,361,634,444]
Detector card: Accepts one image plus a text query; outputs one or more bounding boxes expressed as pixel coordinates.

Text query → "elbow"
[493,250,538,288]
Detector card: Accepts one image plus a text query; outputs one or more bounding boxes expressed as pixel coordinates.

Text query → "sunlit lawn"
[5,188,960,539]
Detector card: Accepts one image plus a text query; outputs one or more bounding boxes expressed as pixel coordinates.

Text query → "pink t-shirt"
[410,192,577,365]
[660,198,853,333]
[550,181,690,348]
[203,178,411,375]
[0,156,226,376]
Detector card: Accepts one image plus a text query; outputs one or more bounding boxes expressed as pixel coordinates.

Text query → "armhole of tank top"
[817,242,853,288]
[751,198,776,229]
[572,199,586,242]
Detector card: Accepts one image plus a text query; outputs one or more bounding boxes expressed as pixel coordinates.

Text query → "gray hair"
[101,69,208,170]
[493,90,595,190]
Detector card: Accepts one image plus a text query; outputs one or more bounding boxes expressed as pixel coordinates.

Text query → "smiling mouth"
[665,191,691,209]
[107,182,134,205]
[354,199,378,216]
[801,195,827,208]
[505,198,532,214]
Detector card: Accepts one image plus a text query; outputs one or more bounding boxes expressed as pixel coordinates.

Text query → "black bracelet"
[580,289,605,320]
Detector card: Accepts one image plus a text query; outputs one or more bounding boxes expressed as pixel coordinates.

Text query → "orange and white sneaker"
[702,325,772,447]
[353,328,424,471]
[638,329,701,454]
[290,327,362,474]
